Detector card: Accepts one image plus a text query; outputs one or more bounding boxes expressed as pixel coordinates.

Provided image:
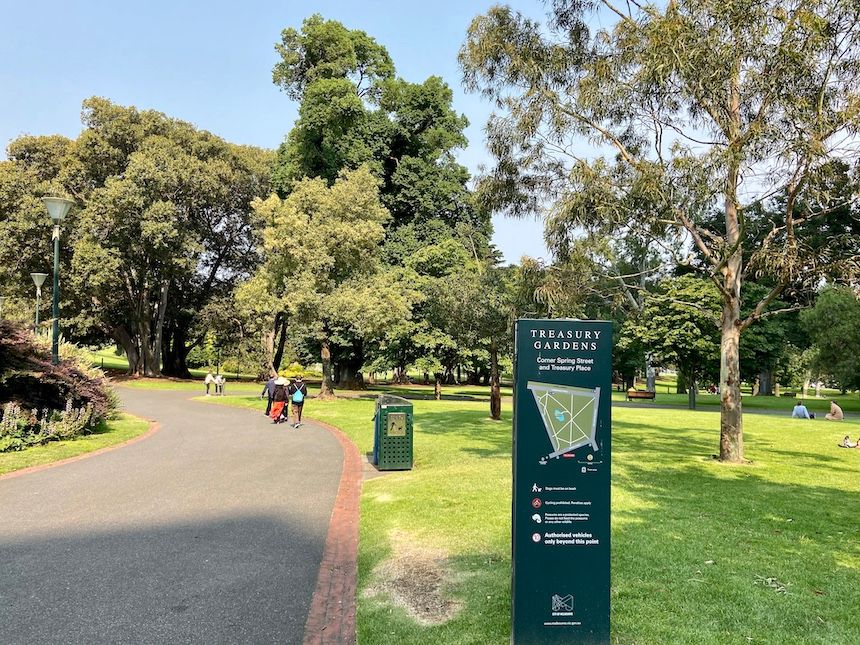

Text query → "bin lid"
[376,393,412,409]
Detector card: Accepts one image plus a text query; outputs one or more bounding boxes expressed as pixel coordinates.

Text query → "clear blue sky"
[1,0,551,263]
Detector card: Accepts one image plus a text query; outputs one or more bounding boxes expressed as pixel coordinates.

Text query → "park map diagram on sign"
[527,381,601,460]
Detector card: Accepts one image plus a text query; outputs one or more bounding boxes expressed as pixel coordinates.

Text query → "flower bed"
[0,320,116,451]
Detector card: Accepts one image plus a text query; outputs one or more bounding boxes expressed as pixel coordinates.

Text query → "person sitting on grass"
[791,401,813,419]
[825,400,844,421]
[839,435,857,448]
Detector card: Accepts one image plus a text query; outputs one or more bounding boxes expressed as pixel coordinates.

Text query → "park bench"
[626,389,656,401]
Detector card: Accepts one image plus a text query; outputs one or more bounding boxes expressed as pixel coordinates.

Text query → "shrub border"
[0,418,160,481]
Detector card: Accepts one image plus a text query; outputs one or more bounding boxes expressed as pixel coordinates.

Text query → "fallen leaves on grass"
[754,575,791,594]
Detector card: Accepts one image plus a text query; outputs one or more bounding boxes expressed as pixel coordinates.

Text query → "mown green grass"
[203,393,860,644]
[116,378,265,393]
[111,376,510,404]
[0,413,151,476]
[614,389,860,414]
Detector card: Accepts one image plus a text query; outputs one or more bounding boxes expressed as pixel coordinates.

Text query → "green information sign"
[512,319,612,644]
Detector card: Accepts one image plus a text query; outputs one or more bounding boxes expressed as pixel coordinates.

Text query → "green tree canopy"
[461,0,860,461]
[253,165,413,396]
[1,98,273,376]
[273,14,394,101]
[624,275,722,408]
[802,286,860,391]
[272,15,486,236]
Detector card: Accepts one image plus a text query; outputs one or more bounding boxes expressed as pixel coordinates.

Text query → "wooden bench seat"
[626,389,656,401]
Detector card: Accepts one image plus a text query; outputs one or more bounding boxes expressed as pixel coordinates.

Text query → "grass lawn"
[202,393,860,644]
[115,378,265,394]
[108,375,513,403]
[613,389,860,415]
[0,413,151,476]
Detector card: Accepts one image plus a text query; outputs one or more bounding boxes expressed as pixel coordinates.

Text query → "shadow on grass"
[350,386,509,403]
[609,416,860,643]
[413,408,512,459]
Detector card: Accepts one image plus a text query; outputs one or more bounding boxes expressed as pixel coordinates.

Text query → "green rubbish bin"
[373,394,413,470]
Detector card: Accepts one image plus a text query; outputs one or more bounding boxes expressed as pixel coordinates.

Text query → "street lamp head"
[42,196,74,224]
[31,272,49,288]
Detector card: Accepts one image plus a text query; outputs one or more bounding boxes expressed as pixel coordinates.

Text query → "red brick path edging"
[303,417,363,645]
[0,420,161,481]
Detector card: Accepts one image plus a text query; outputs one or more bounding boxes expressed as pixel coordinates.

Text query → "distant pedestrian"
[270,376,288,423]
[792,401,813,419]
[214,373,225,396]
[204,370,215,396]
[825,400,844,421]
[261,374,276,416]
[288,375,308,428]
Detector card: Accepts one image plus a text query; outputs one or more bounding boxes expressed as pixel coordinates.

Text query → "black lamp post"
[42,197,74,365]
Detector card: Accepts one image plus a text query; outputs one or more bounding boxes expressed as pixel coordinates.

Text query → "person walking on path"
[826,400,844,421]
[204,370,215,396]
[288,375,308,428]
[261,375,276,416]
[215,373,225,396]
[270,376,288,423]
[792,401,813,419]
[0,387,349,645]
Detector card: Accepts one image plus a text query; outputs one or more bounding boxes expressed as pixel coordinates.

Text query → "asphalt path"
[0,389,343,644]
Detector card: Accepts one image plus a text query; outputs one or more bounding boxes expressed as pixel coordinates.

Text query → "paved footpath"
[0,389,348,645]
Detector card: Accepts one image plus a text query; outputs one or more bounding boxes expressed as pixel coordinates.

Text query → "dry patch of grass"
[364,531,463,626]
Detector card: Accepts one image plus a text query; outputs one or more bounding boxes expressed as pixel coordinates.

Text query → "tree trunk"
[161,322,193,379]
[113,326,141,376]
[802,378,809,399]
[687,375,697,410]
[337,352,366,390]
[815,380,821,398]
[137,303,160,378]
[434,372,443,400]
[757,370,774,396]
[149,279,169,377]
[164,351,192,379]
[318,337,335,399]
[489,339,501,420]
[718,275,744,462]
[718,65,744,463]
[272,312,288,373]
[676,371,687,395]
